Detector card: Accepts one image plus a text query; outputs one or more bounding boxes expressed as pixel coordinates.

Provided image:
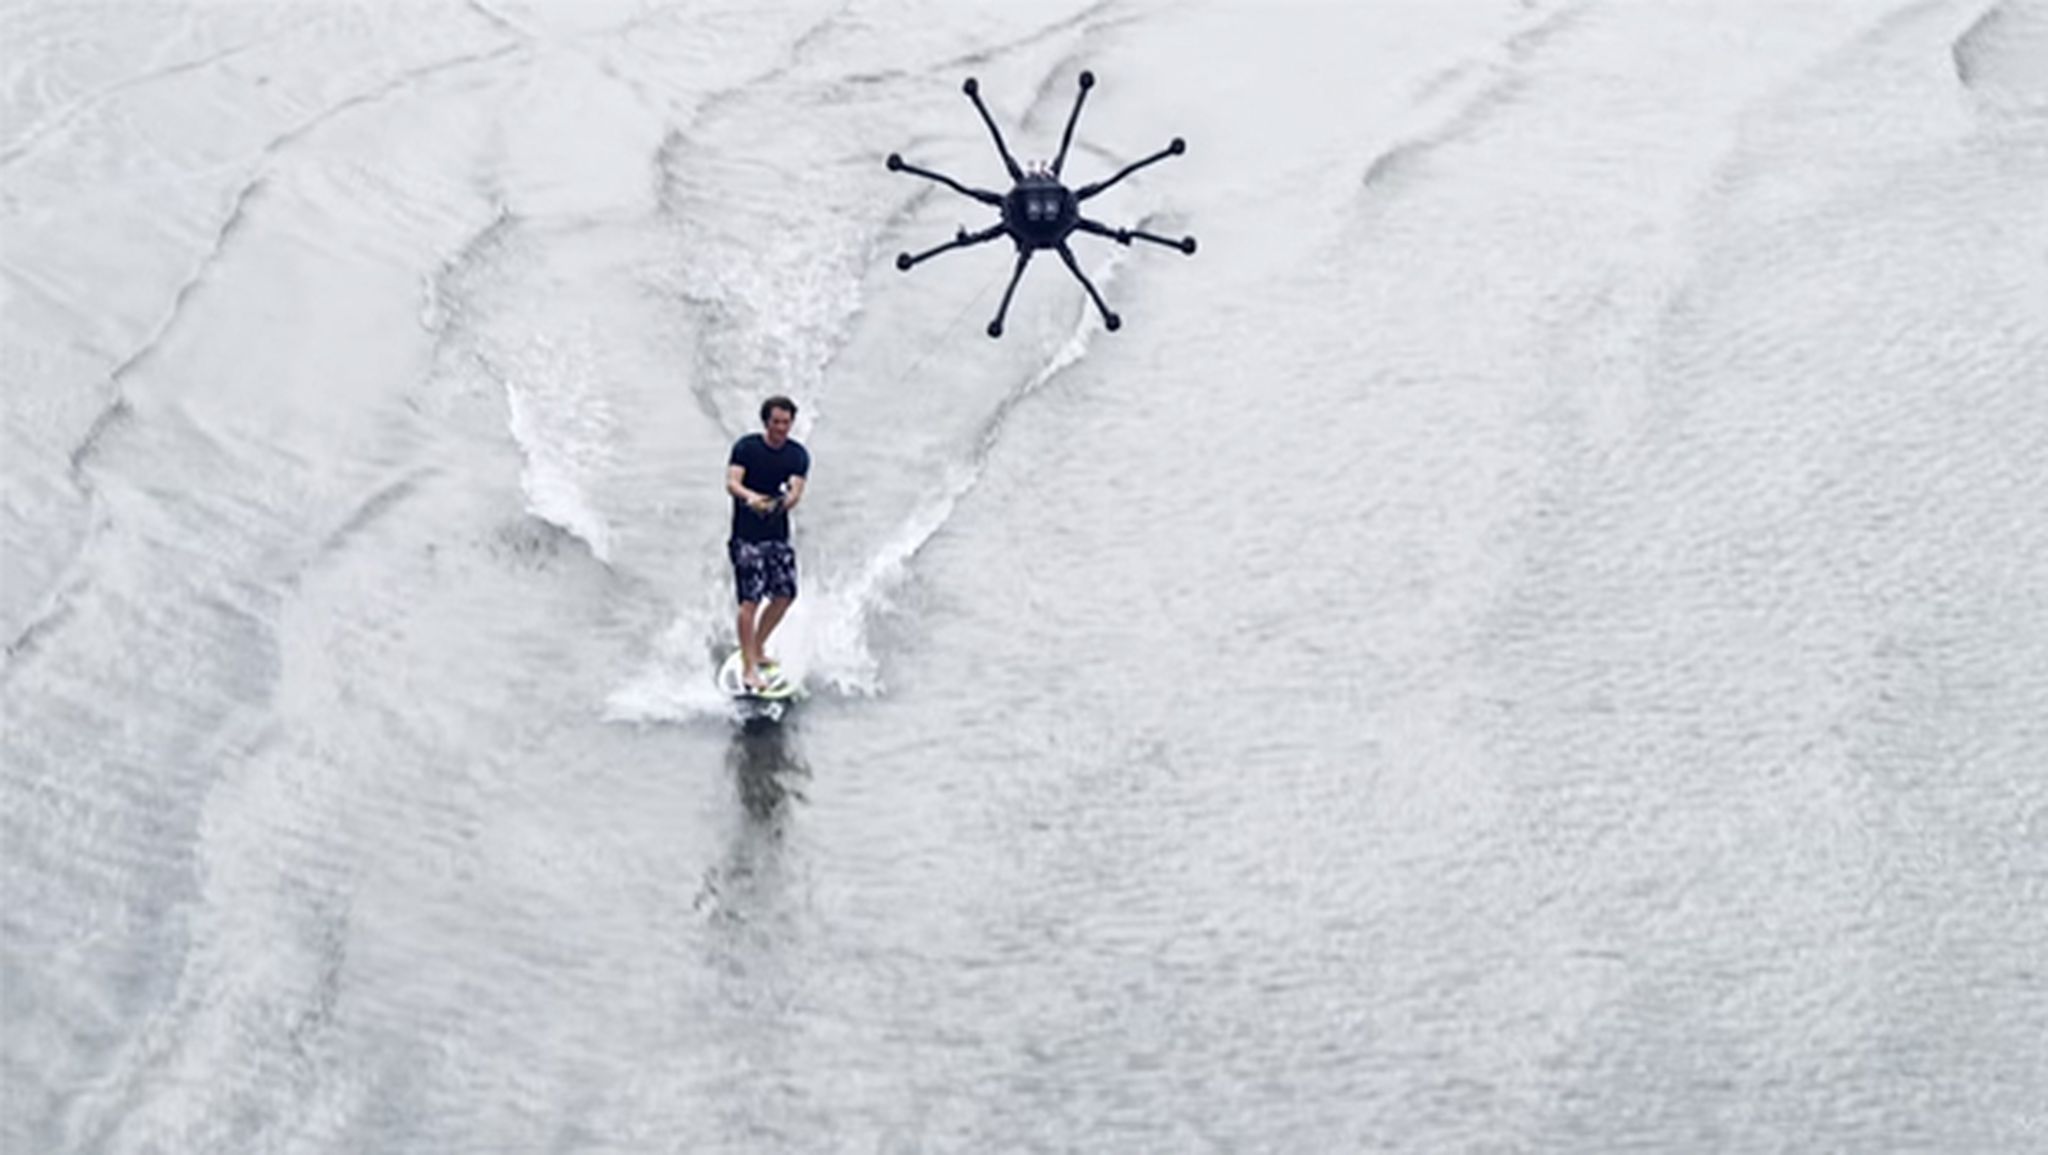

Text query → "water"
[5,0,2045,1150]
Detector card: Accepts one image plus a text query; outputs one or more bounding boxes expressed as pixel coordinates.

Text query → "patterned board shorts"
[729,539,798,604]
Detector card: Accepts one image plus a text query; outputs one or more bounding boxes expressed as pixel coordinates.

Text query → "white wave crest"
[499,331,617,564]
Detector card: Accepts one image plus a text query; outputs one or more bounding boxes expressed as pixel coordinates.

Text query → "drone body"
[886,72,1196,338]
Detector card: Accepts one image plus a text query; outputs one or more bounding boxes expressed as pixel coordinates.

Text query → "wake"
[602,244,1137,724]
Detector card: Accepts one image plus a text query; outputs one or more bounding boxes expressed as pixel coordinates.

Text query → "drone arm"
[886,154,1003,206]
[962,78,1026,183]
[897,222,1008,271]
[1075,138,1187,202]
[1076,217,1198,255]
[1050,71,1095,176]
[1054,242,1121,331]
[987,249,1035,338]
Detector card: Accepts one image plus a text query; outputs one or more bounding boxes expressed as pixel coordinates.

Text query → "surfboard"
[717,649,800,703]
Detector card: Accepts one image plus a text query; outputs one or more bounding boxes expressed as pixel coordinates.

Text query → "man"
[726,396,809,691]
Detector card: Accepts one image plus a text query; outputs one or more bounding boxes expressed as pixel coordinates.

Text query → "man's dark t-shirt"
[729,433,809,543]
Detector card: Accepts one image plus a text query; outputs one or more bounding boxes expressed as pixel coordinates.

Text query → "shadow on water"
[727,713,810,825]
[691,714,812,929]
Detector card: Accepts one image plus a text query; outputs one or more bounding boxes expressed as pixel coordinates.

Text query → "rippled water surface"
[5,1,2046,1151]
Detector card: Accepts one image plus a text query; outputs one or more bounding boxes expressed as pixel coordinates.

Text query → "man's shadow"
[693,716,811,923]
[727,715,809,826]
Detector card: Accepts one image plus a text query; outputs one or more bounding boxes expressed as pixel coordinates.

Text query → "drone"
[886,71,1196,338]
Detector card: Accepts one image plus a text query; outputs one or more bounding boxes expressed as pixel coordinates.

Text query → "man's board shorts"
[730,539,798,604]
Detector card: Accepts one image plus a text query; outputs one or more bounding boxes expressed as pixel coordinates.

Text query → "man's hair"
[760,395,798,423]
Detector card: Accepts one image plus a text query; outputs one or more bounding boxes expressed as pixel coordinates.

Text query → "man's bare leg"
[754,596,794,669]
[735,601,767,689]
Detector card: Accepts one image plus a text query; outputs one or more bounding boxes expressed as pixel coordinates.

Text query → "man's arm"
[780,474,805,512]
[728,464,772,511]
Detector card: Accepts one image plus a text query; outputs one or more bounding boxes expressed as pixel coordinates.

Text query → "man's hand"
[745,493,778,514]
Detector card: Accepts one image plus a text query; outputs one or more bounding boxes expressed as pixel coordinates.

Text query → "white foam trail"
[498,330,617,564]
[603,614,738,724]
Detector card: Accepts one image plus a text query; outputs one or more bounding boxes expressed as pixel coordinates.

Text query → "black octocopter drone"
[886,71,1195,338]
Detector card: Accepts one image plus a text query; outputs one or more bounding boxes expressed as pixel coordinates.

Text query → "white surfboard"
[716,649,801,702]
